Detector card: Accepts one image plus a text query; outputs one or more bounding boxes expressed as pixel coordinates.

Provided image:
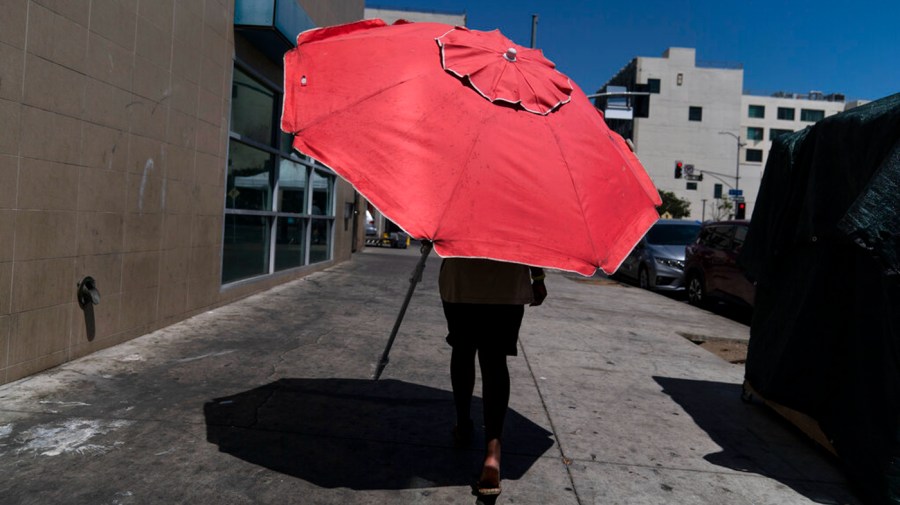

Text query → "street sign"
[728,189,743,196]
[733,195,745,203]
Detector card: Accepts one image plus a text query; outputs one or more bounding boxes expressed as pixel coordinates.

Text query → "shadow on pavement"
[204,378,554,490]
[654,377,862,504]
[704,301,753,326]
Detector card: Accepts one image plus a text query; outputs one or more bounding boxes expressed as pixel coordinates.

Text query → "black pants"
[442,302,524,356]
[443,302,524,441]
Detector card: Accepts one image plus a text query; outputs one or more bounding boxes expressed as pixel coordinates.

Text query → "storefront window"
[280,131,297,155]
[226,140,273,210]
[231,67,276,146]
[309,219,331,263]
[278,158,307,213]
[275,217,306,271]
[223,64,335,284]
[311,170,333,216]
[222,214,270,283]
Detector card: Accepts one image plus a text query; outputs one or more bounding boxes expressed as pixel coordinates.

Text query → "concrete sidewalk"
[0,245,860,504]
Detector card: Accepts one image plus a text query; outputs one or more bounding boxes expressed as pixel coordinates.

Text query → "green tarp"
[741,93,900,504]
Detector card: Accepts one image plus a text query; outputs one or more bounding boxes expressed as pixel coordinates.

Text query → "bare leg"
[479,439,501,490]
[478,350,509,489]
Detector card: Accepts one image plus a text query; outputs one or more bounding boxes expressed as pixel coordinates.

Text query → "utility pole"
[531,14,538,48]
[718,131,745,191]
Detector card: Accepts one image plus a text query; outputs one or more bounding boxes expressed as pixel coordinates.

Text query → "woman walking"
[439,258,547,496]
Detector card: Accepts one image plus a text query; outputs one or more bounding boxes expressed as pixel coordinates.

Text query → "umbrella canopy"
[282,19,660,275]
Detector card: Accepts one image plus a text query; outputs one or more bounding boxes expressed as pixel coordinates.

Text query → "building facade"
[364,6,466,26]
[0,0,364,385]
[739,92,847,173]
[599,47,857,221]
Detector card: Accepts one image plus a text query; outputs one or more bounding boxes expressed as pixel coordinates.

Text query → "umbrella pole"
[373,240,434,380]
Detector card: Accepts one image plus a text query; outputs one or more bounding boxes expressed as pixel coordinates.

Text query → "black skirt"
[442,302,525,356]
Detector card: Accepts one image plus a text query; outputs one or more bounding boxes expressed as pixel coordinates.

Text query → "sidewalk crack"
[520,341,584,505]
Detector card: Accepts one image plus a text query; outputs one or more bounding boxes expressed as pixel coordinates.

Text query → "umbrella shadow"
[653,377,862,504]
[204,378,554,490]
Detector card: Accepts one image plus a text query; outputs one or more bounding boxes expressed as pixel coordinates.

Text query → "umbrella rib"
[430,113,494,241]
[514,65,543,111]
[543,120,601,267]
[514,64,568,115]
[292,72,431,133]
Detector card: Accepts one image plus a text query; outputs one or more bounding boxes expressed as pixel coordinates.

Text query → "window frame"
[688,106,703,122]
[746,148,763,163]
[801,108,825,122]
[777,107,795,120]
[222,59,337,287]
[748,104,765,118]
[746,126,764,141]
[769,128,793,141]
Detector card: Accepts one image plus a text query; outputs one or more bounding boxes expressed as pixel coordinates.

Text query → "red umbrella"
[281,19,661,378]
[282,19,660,276]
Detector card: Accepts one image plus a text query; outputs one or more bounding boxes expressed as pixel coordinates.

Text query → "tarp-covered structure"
[741,93,900,504]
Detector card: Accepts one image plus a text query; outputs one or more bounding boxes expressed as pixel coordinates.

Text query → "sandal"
[474,482,502,496]
[474,462,501,496]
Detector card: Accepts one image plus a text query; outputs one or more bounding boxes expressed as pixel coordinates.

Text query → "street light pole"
[718,131,745,191]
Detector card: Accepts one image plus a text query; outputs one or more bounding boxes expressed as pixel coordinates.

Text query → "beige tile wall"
[0,0,359,385]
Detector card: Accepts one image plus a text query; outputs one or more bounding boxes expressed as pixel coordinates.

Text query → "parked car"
[616,219,701,292]
[365,211,377,236]
[683,220,755,307]
[363,212,409,249]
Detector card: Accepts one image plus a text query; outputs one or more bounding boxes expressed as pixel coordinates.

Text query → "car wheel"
[687,273,705,306]
[638,265,651,290]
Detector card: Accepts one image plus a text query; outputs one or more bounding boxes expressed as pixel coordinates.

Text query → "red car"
[683,220,755,307]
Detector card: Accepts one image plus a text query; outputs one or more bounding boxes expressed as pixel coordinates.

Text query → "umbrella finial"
[504,47,517,62]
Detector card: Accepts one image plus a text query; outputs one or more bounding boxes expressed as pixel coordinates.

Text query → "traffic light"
[735,201,747,219]
[674,161,683,179]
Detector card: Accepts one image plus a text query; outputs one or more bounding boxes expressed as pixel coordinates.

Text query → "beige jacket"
[439,258,533,304]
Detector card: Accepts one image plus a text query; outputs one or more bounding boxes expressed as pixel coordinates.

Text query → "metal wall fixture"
[77,276,101,307]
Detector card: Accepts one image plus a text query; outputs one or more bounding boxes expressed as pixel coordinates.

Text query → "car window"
[704,226,733,250]
[733,225,747,243]
[696,227,711,245]
[732,225,748,252]
[645,223,701,245]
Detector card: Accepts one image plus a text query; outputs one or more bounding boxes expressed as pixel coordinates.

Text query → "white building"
[599,47,859,221]
[739,92,847,174]
[364,6,466,26]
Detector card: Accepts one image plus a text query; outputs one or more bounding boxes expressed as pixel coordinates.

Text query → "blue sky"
[367,0,898,102]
